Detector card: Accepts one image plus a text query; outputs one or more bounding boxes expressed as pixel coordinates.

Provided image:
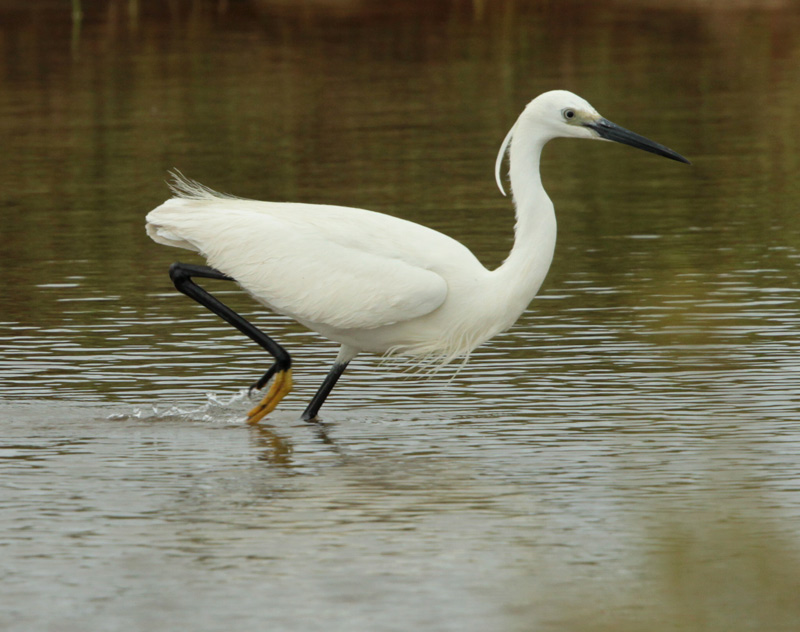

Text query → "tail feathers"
[145,221,197,251]
[146,170,245,253]
[167,169,243,201]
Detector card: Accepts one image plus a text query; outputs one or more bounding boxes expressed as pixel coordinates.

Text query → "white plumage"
[146,90,688,421]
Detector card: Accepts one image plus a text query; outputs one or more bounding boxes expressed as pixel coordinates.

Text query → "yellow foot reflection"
[247,368,293,424]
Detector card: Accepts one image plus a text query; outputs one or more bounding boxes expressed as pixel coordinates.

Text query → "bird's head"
[522,90,603,141]
[495,90,690,196]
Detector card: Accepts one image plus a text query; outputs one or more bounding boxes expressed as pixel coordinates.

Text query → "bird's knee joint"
[168,262,190,287]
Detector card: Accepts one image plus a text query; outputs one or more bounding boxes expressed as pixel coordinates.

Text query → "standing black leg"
[168,262,293,423]
[301,361,350,422]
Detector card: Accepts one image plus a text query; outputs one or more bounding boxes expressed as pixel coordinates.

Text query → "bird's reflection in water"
[311,422,338,448]
[247,421,340,466]
[248,424,294,466]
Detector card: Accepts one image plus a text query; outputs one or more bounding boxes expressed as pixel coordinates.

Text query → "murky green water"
[2,1,800,630]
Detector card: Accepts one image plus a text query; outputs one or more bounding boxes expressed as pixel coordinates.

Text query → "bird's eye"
[563,109,576,120]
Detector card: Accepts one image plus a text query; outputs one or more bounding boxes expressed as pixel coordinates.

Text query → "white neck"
[491,121,558,317]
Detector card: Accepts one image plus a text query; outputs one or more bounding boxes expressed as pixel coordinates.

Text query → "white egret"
[146,90,689,423]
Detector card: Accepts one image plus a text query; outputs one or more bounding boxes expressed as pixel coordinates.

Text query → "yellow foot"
[246,368,293,424]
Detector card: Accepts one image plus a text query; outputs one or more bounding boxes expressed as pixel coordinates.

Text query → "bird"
[146,90,689,423]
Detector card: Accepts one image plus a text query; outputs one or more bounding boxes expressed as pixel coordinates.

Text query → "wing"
[146,198,454,330]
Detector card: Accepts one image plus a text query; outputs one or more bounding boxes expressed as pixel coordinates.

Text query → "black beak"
[585,117,690,164]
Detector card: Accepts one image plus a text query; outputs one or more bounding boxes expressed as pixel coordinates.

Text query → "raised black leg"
[301,361,350,422]
[168,262,292,423]
[248,364,278,396]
